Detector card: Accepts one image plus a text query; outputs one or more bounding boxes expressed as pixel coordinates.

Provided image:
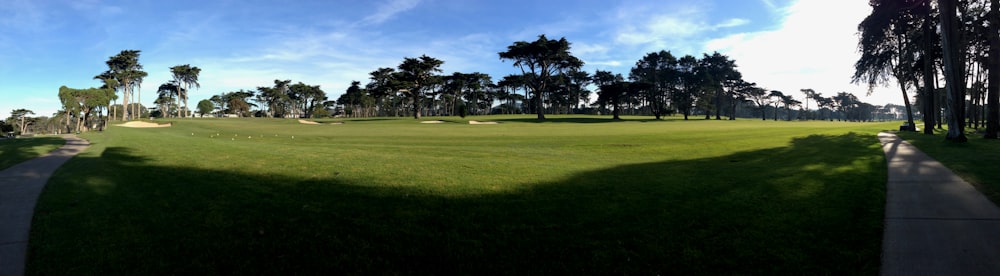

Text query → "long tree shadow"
[0,137,66,170]
[29,133,885,275]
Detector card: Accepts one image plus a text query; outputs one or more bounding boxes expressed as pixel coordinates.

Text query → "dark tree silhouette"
[499,35,583,120]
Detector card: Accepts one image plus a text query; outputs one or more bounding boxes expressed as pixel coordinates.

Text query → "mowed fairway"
[29,116,897,274]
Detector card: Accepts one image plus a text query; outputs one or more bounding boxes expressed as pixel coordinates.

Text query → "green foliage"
[9,108,36,135]
[58,86,114,132]
[170,64,202,118]
[196,99,214,117]
[396,55,444,119]
[30,117,897,274]
[499,35,583,120]
[457,101,468,118]
[100,50,148,121]
[311,106,330,118]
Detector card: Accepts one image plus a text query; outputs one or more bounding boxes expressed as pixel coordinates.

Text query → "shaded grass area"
[31,117,894,274]
[0,136,65,170]
[897,130,1000,203]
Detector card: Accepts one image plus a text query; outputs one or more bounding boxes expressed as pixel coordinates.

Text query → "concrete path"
[878,132,1000,275]
[0,136,89,276]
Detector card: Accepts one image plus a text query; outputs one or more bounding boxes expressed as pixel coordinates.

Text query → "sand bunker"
[115,121,172,128]
[468,120,499,125]
[299,119,343,125]
[420,120,446,124]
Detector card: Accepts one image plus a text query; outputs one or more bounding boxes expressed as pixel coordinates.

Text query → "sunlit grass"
[897,129,1000,202]
[0,136,65,170]
[30,115,898,274]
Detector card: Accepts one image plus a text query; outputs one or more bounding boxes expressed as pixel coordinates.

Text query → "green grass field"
[897,130,1000,203]
[29,115,897,274]
[0,136,65,170]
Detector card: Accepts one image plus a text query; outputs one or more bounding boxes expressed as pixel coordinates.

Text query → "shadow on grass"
[30,133,885,275]
[896,131,1000,203]
[0,137,66,170]
[493,117,669,124]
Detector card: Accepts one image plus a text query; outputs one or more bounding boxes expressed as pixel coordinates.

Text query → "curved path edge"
[0,135,89,276]
[877,132,1000,276]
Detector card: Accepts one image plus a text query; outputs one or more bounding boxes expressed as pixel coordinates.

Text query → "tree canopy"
[499,35,583,120]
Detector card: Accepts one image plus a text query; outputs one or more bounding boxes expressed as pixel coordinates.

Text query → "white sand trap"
[115,121,172,128]
[421,120,446,124]
[468,120,499,125]
[298,119,321,125]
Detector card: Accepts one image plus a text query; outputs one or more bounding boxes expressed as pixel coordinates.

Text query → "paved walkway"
[878,132,1000,275]
[0,136,89,276]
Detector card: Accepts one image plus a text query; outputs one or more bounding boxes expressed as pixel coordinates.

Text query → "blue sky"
[0,0,893,118]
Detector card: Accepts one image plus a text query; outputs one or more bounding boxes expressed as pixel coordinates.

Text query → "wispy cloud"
[0,0,46,32]
[715,18,750,29]
[761,0,778,10]
[587,60,624,67]
[361,0,420,25]
[611,3,750,55]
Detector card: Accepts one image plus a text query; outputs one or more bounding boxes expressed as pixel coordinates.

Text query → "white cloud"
[614,6,702,46]
[703,0,900,106]
[612,3,751,55]
[361,0,420,25]
[587,60,624,67]
[761,0,778,10]
[714,18,750,29]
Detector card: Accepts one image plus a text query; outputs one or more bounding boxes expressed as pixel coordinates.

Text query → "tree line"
[28,30,909,135]
[323,35,885,122]
[50,50,204,133]
[855,0,1000,142]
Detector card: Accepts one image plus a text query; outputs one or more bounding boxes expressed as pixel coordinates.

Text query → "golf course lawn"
[0,136,65,171]
[29,115,898,274]
[897,130,1000,203]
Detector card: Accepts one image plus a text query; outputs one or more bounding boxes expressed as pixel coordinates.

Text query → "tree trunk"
[412,95,422,119]
[183,83,190,118]
[773,104,779,121]
[64,109,71,134]
[898,81,916,131]
[714,89,722,120]
[987,0,1000,138]
[922,13,937,135]
[121,81,129,121]
[176,86,183,118]
[729,93,738,120]
[938,0,967,142]
[535,90,545,120]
